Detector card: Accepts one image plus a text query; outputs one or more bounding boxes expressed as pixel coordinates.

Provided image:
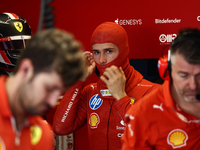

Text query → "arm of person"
[52,80,86,135]
[52,51,96,135]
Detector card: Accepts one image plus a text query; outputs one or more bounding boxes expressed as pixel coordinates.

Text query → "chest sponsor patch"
[89,94,103,110]
[100,89,112,96]
[30,125,42,145]
[167,129,188,149]
[89,113,100,129]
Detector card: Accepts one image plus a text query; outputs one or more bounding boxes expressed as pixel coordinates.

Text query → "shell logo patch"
[89,94,103,110]
[167,129,188,149]
[0,137,5,150]
[30,125,42,145]
[14,22,23,32]
[89,113,100,129]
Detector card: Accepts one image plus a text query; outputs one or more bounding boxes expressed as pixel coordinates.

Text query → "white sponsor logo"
[117,133,123,137]
[61,88,79,122]
[153,103,164,111]
[116,126,125,130]
[128,124,134,136]
[197,16,200,21]
[120,120,126,126]
[159,34,177,43]
[137,83,153,87]
[115,18,142,25]
[155,18,181,24]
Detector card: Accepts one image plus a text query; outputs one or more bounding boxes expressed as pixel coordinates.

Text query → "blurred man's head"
[11,28,85,115]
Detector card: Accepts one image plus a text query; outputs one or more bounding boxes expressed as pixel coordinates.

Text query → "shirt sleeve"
[52,80,87,135]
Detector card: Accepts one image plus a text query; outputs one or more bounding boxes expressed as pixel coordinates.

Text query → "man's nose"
[99,54,107,65]
[189,76,198,90]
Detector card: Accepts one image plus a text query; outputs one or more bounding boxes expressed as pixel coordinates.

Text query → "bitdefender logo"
[115,18,142,25]
[155,18,181,24]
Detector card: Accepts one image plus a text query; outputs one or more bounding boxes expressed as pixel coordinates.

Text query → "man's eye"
[180,74,188,78]
[93,51,99,55]
[106,50,112,53]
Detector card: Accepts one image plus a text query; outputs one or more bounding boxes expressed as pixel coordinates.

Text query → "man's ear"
[18,59,33,79]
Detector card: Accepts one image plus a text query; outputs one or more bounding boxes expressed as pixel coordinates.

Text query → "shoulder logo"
[153,103,164,111]
[167,129,188,149]
[89,94,103,110]
[14,22,23,32]
[30,125,42,145]
[89,113,100,129]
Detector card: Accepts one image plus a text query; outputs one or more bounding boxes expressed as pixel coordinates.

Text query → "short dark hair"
[170,28,200,65]
[14,28,85,87]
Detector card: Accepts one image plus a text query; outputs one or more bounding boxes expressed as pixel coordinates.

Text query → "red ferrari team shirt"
[122,80,200,150]
[0,75,53,150]
[53,71,160,150]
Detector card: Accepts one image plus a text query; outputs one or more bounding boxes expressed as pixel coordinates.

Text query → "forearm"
[52,80,85,135]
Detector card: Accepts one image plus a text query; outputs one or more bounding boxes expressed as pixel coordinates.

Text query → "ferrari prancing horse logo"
[14,22,23,32]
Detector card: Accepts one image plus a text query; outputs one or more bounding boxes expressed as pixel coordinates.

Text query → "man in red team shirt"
[0,15,85,150]
[122,28,200,149]
[53,22,160,150]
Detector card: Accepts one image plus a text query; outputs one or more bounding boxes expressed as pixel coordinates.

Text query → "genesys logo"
[155,18,181,24]
[115,18,142,25]
[159,34,177,45]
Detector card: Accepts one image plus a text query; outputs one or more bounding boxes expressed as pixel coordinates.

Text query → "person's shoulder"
[30,116,52,131]
[128,86,164,114]
[140,78,162,86]
[29,116,53,149]
[83,82,97,90]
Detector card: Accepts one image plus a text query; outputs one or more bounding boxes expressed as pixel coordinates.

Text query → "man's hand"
[100,65,127,101]
[80,51,96,82]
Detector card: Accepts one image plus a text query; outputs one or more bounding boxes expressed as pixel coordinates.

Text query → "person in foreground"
[0,28,85,149]
[53,22,160,150]
[121,28,200,149]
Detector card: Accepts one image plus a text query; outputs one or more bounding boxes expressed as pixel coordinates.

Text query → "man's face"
[171,53,200,102]
[92,43,119,65]
[19,71,66,115]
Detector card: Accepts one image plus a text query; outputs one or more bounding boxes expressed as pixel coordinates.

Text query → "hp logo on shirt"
[89,94,103,110]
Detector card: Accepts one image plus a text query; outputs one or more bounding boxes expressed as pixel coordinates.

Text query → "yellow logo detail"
[105,90,110,94]
[30,125,42,145]
[130,97,135,104]
[14,22,23,32]
[167,129,188,149]
[89,113,100,128]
